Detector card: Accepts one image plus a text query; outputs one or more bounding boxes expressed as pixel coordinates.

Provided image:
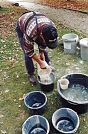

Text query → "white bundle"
[40,74,53,84]
[37,62,53,84]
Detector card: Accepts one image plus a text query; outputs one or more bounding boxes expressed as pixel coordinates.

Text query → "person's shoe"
[29,75,37,85]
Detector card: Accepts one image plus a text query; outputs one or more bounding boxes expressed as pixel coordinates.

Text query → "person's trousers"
[15,21,50,76]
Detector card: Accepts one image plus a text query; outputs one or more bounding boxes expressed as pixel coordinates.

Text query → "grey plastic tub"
[57,73,88,114]
[22,115,50,134]
[62,33,78,54]
[24,91,47,115]
[52,108,79,134]
[79,38,88,61]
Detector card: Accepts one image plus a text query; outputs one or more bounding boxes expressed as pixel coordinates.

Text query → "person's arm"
[32,54,47,69]
[39,51,45,61]
[23,35,47,68]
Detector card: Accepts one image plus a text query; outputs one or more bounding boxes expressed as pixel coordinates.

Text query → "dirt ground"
[1,0,88,10]
[38,0,88,10]
[1,0,88,35]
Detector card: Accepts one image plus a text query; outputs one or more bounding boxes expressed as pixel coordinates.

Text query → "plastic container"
[37,73,56,92]
[79,38,88,61]
[52,108,79,134]
[24,91,47,115]
[60,78,69,90]
[22,115,50,134]
[62,33,78,54]
[57,73,88,114]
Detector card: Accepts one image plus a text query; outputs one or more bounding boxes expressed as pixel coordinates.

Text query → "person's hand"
[32,54,48,69]
[39,61,48,69]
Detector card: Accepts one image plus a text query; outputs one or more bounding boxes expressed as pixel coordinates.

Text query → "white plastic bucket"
[60,78,69,90]
[62,33,79,54]
[79,38,88,61]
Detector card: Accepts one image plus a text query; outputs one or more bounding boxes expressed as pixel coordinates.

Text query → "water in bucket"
[32,103,42,108]
[29,124,47,134]
[62,84,88,102]
[56,117,74,132]
[31,97,42,108]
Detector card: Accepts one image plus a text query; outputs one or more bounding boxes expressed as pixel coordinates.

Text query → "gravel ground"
[1,0,88,36]
[23,2,88,36]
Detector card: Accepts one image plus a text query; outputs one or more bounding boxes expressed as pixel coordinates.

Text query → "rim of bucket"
[58,73,88,104]
[80,38,88,47]
[37,73,56,85]
[24,91,47,109]
[62,33,78,41]
[22,115,50,134]
[52,107,79,134]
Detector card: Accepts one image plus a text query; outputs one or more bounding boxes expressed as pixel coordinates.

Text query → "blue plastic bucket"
[22,115,50,134]
[24,91,47,115]
[52,108,79,134]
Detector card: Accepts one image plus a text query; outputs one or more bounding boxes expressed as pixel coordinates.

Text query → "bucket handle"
[67,100,78,105]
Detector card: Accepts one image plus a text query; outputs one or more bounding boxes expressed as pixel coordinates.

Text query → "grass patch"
[0,4,88,134]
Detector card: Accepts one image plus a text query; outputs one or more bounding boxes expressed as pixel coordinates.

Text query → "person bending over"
[16,11,58,85]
